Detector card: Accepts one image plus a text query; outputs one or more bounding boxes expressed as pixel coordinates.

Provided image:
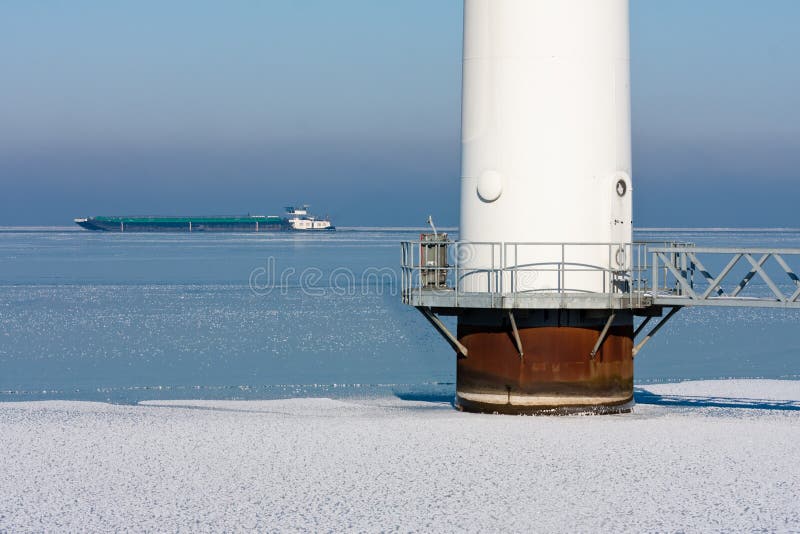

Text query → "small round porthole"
[615,247,626,267]
[616,179,627,197]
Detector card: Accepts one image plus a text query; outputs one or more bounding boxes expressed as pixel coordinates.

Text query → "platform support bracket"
[633,316,653,338]
[417,307,468,358]
[632,306,682,358]
[508,311,524,359]
[590,312,616,360]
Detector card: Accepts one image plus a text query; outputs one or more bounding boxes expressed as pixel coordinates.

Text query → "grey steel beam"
[773,254,800,303]
[634,316,653,338]
[417,306,468,358]
[743,253,786,302]
[649,247,800,254]
[508,311,524,359]
[731,253,769,297]
[651,296,800,308]
[656,252,698,299]
[409,290,800,310]
[590,313,617,360]
[405,291,654,310]
[633,307,682,358]
[691,252,742,299]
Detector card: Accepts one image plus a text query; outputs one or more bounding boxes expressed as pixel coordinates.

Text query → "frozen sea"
[1,226,800,403]
[2,227,800,532]
[1,380,799,532]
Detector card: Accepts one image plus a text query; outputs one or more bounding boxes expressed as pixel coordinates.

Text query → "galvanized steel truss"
[650,247,800,308]
[401,241,800,311]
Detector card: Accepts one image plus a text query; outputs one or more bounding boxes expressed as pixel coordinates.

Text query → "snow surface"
[1,380,799,533]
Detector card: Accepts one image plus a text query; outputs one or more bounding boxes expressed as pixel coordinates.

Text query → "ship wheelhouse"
[285,205,334,231]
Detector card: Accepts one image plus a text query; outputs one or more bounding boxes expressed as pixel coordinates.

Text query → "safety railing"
[649,246,800,308]
[402,239,800,310]
[401,240,679,310]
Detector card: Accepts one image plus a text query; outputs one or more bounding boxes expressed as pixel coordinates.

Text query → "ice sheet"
[1,379,799,532]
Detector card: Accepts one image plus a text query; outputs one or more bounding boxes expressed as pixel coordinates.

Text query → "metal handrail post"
[500,242,504,297]
[666,250,672,292]
[652,250,659,294]
[681,249,688,296]
[516,243,520,295]
[490,244,495,296]
[454,242,459,306]
[401,243,405,302]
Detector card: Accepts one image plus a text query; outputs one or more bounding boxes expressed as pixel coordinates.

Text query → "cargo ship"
[74,206,335,232]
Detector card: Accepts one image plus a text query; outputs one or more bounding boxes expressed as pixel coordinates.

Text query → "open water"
[1,227,799,403]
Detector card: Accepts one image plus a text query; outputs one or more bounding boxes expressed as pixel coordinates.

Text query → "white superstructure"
[459,0,633,292]
[286,206,334,231]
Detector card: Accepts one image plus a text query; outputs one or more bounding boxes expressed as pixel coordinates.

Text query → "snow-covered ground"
[1,380,799,533]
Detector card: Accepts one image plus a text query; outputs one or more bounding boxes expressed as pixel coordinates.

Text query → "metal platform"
[401,241,800,314]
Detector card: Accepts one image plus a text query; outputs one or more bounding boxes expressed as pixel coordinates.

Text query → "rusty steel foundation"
[455,309,634,414]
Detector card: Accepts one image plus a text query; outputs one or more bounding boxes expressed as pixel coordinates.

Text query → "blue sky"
[1,0,798,227]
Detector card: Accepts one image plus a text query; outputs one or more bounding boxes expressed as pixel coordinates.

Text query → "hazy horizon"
[2,0,799,228]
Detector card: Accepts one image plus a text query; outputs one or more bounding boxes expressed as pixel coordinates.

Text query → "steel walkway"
[401,241,800,312]
[402,240,800,357]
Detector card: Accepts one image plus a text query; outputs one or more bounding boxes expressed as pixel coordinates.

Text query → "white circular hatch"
[477,170,503,203]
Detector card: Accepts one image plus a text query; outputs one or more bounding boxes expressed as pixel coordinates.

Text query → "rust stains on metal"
[456,314,634,414]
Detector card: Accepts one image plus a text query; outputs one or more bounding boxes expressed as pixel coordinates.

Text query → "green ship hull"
[75,215,296,232]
